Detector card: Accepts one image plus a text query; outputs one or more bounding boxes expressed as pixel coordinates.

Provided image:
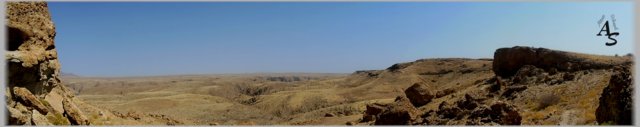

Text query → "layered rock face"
[6,2,88,125]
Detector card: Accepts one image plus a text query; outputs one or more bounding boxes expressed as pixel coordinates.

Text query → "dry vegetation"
[61,52,632,125]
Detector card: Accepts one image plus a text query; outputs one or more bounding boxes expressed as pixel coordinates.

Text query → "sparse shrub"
[296,96,331,114]
[537,93,560,110]
[46,112,70,125]
[343,96,359,104]
[328,105,361,116]
[233,83,272,97]
[239,97,261,105]
[272,103,293,118]
[215,83,284,105]
[600,121,615,125]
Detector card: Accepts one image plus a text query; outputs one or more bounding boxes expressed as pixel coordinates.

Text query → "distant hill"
[61,72,80,77]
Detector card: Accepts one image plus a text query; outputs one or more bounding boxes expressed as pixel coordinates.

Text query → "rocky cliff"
[493,46,631,77]
[6,1,89,125]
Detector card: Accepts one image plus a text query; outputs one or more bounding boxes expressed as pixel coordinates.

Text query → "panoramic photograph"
[4,1,636,126]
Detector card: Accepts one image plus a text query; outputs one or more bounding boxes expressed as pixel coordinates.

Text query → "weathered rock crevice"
[6,1,89,125]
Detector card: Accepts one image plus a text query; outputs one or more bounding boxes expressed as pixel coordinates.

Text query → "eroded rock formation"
[6,1,88,125]
[493,46,630,77]
[596,66,633,125]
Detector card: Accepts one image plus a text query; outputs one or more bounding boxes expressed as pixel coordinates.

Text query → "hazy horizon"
[49,2,634,77]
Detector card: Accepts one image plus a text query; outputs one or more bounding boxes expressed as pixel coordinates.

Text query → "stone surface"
[44,87,66,115]
[596,66,633,125]
[6,1,60,97]
[374,96,419,125]
[63,98,90,125]
[6,2,87,125]
[362,103,386,122]
[7,105,32,125]
[13,87,50,114]
[488,101,522,125]
[493,46,629,77]
[32,109,53,125]
[404,82,434,107]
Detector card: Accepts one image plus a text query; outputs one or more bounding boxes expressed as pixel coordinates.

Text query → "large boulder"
[596,66,633,125]
[404,82,435,107]
[362,103,386,122]
[374,96,419,125]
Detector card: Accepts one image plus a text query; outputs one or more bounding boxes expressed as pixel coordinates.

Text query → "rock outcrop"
[6,1,89,125]
[596,66,633,125]
[372,96,419,125]
[362,103,386,122]
[493,46,630,77]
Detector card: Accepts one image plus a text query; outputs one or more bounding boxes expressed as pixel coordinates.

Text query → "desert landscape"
[5,1,635,126]
[58,47,633,125]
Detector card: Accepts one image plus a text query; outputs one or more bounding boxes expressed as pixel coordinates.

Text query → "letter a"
[597,21,611,36]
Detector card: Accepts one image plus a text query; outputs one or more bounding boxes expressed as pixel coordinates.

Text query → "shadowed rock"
[493,46,630,77]
[362,103,386,122]
[7,106,32,125]
[596,66,633,125]
[374,96,419,125]
[488,101,522,125]
[6,2,91,125]
[404,82,435,107]
[63,98,90,125]
[13,87,49,115]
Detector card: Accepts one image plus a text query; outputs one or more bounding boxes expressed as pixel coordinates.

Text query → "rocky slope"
[6,2,89,125]
[357,46,633,125]
[61,46,633,125]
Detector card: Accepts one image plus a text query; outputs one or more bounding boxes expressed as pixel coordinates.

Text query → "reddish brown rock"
[596,66,633,125]
[374,96,419,125]
[493,46,629,77]
[489,101,522,125]
[362,103,386,122]
[404,82,435,107]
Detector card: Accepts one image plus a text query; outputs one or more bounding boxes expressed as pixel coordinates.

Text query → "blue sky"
[48,2,634,77]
